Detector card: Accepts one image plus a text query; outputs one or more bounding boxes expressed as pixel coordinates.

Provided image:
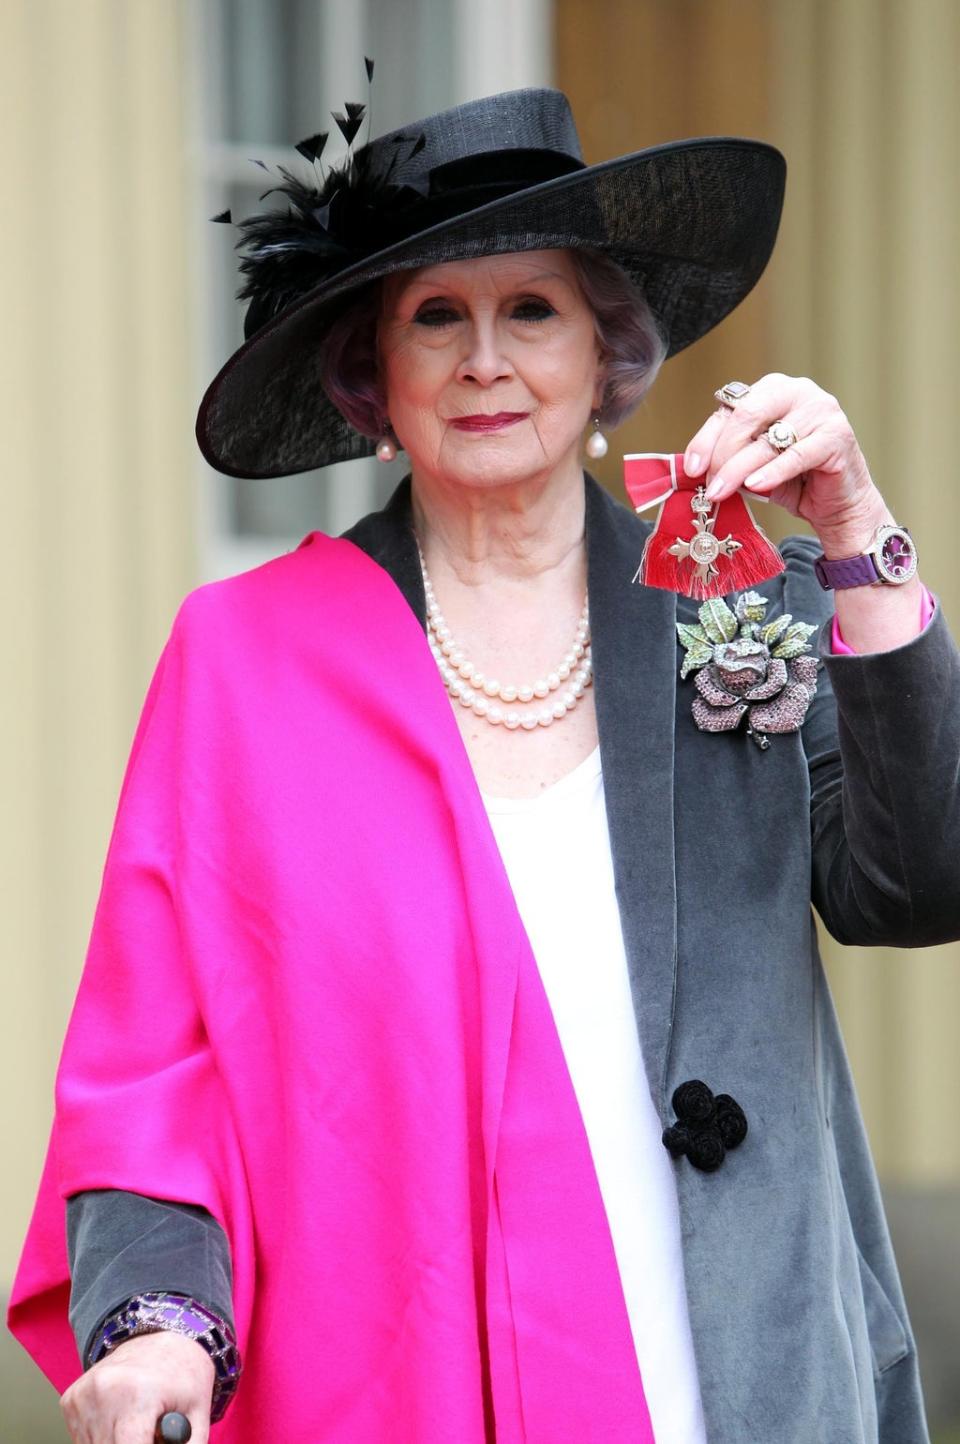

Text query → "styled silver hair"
[317,248,667,440]
[568,249,667,429]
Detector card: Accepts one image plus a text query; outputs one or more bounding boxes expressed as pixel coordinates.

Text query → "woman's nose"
[456,321,513,386]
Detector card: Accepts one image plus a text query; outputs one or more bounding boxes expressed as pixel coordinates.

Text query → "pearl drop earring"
[376,422,397,463]
[585,414,608,460]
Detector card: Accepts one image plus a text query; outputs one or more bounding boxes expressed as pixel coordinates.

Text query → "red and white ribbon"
[624,452,785,600]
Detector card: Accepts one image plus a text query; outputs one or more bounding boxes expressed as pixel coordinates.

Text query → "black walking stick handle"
[155,1412,192,1442]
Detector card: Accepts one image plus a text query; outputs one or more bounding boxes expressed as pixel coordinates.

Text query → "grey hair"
[316,248,667,439]
[567,249,667,429]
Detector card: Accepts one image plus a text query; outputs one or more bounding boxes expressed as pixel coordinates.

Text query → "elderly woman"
[10,88,960,1444]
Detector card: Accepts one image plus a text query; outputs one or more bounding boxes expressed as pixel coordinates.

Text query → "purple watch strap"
[814,553,880,590]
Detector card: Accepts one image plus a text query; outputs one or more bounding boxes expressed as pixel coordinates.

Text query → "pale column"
[452,0,553,95]
[772,0,960,1184]
[1,0,196,1288]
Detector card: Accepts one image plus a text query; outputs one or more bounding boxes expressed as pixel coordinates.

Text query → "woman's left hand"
[683,373,891,556]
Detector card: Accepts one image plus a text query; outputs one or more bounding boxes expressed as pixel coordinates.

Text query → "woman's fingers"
[60,1386,92,1444]
[59,1332,213,1444]
[702,377,811,485]
[685,373,873,521]
[684,406,732,478]
[705,424,819,503]
[704,433,796,497]
[685,374,796,483]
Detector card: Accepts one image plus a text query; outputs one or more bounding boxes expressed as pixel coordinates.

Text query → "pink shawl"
[9,534,654,1442]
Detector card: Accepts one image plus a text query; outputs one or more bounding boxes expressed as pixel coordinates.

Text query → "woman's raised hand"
[59,1332,213,1443]
[684,373,892,556]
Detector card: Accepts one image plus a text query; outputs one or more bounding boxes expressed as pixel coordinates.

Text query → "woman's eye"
[413,305,459,327]
[513,298,556,322]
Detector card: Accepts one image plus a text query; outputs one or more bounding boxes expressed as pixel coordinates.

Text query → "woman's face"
[378,249,604,492]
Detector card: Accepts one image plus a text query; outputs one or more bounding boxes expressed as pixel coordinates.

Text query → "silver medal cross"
[667,486,742,586]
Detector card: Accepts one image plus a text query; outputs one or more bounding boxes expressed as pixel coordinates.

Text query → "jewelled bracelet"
[87,1291,242,1422]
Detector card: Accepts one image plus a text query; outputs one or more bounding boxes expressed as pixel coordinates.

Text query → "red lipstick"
[450,412,527,432]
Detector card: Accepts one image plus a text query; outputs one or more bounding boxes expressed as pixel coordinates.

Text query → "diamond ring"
[763,419,798,452]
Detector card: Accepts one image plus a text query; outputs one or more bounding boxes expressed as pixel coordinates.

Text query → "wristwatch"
[813,524,918,590]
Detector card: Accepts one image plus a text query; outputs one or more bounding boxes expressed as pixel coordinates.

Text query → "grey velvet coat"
[69,475,960,1442]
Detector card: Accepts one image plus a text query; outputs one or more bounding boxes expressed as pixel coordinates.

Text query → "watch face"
[875,527,918,584]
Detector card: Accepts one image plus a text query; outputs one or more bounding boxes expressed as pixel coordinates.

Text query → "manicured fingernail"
[685,451,703,476]
[743,474,761,490]
[705,477,723,500]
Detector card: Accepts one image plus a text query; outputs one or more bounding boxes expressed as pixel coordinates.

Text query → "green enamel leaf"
[676,621,709,651]
[698,598,738,645]
[680,643,712,678]
[771,621,818,659]
[739,621,760,640]
[761,613,792,647]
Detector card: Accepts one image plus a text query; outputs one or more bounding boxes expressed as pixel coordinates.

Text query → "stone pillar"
[1,0,196,1292]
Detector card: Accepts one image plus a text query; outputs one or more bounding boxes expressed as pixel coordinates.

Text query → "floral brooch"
[677,591,820,750]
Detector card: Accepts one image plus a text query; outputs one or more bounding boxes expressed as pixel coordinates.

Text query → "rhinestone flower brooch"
[677,591,820,750]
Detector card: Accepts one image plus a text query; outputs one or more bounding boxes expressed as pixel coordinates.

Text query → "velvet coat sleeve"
[783,534,960,947]
[66,1191,234,1367]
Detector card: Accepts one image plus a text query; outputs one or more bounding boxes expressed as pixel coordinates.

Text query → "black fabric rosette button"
[715,1093,748,1149]
[662,1080,747,1172]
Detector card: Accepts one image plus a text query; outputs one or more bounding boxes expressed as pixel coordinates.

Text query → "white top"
[482,747,707,1443]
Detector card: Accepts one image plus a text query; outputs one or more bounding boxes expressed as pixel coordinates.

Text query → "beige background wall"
[3,0,959,1431]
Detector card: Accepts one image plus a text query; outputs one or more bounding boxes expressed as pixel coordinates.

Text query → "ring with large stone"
[763,419,799,452]
[714,380,751,409]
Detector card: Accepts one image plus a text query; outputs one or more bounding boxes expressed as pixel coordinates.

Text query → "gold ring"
[763,420,798,452]
[714,380,751,409]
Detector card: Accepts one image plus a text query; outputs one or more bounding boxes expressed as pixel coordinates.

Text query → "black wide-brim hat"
[197,87,786,480]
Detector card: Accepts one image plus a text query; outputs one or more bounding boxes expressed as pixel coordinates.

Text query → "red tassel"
[625,453,784,600]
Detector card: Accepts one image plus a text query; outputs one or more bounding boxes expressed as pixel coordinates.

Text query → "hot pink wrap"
[9,534,654,1442]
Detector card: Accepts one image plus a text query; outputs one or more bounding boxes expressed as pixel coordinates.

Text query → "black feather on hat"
[197,87,786,480]
[236,130,432,339]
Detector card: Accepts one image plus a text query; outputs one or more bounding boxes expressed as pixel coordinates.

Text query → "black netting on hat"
[197,139,784,479]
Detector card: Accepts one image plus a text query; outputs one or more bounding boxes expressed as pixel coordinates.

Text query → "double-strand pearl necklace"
[417,542,593,730]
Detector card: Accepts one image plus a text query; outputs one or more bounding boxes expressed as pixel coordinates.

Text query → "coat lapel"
[584,477,679,1113]
[344,474,680,1115]
[342,478,427,621]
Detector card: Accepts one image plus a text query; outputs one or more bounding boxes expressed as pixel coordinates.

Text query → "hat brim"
[197,135,785,480]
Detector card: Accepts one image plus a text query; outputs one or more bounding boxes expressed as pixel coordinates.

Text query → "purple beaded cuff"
[88,1291,242,1423]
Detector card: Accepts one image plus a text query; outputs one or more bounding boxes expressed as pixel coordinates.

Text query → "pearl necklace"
[417,543,593,730]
